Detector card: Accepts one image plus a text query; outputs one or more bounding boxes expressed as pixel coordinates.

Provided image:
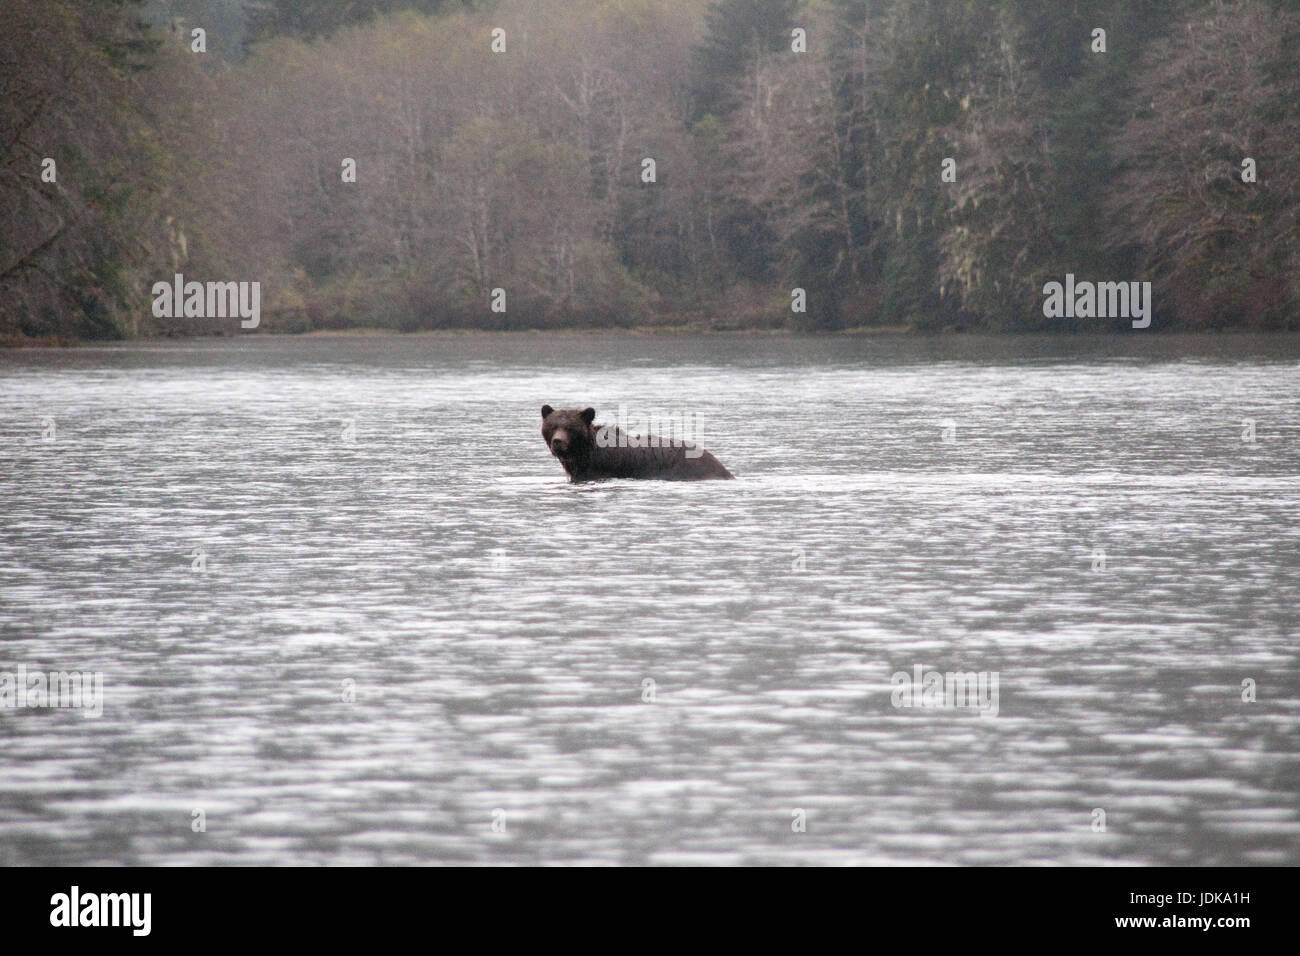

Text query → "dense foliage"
[3,0,1297,339]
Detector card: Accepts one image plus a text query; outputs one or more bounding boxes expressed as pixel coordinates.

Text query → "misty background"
[2,0,1298,341]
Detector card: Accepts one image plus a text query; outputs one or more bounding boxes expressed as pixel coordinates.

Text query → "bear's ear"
[541,405,554,419]
[580,407,596,426]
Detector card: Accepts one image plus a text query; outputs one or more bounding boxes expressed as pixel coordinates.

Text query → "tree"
[1104,0,1300,328]
[0,0,163,339]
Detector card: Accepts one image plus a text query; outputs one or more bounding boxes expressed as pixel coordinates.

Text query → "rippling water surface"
[1,333,1298,865]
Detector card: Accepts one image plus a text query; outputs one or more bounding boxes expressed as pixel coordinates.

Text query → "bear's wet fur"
[541,405,735,482]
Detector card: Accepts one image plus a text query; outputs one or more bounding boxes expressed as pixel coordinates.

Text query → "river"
[1,332,1297,865]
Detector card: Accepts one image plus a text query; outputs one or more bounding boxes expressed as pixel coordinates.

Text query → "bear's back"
[582,426,733,481]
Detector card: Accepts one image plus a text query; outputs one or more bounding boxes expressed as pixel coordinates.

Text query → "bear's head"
[541,405,597,467]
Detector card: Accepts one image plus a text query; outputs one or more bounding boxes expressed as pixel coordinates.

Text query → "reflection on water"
[1,333,1298,865]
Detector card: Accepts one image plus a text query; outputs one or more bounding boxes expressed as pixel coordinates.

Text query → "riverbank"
[7,323,1300,348]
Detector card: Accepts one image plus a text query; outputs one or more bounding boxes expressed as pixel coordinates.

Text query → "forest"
[2,0,1298,340]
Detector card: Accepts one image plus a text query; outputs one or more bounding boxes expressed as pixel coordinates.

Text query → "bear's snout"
[550,431,570,455]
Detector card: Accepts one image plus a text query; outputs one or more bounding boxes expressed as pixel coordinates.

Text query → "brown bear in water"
[541,405,734,482]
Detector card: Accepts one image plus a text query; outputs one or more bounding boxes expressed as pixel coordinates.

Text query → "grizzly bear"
[540,405,735,482]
